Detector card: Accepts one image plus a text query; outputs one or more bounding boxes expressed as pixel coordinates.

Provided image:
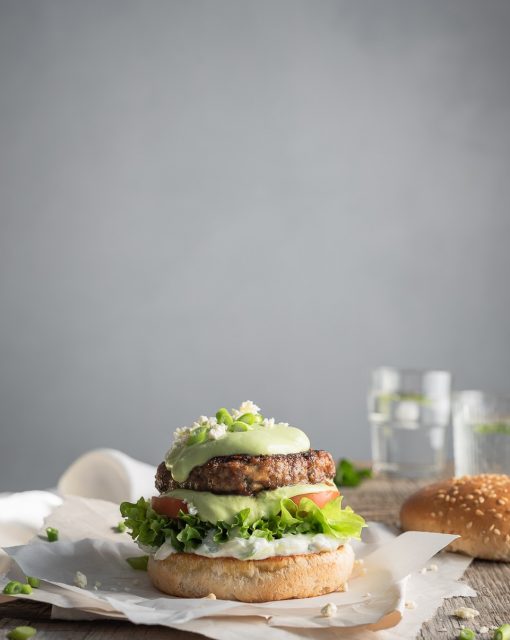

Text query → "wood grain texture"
[1,476,509,639]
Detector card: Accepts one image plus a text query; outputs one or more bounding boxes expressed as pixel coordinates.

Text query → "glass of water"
[453,391,510,476]
[369,367,451,478]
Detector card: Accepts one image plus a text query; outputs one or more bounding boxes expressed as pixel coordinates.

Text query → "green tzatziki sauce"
[163,482,336,524]
[165,423,310,483]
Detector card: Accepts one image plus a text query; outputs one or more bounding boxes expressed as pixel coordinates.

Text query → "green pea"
[7,626,37,640]
[46,527,59,542]
[187,426,208,446]
[126,555,149,571]
[26,577,40,589]
[20,584,32,595]
[237,413,256,425]
[252,414,264,424]
[494,624,510,640]
[458,629,476,640]
[3,581,23,595]
[229,421,251,432]
[216,408,233,426]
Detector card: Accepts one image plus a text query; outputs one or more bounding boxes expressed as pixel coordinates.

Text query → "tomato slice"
[151,495,188,518]
[290,490,340,509]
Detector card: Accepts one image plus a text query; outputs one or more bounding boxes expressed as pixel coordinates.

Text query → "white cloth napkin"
[57,448,156,503]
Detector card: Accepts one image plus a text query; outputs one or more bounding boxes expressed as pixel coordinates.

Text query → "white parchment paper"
[0,496,475,639]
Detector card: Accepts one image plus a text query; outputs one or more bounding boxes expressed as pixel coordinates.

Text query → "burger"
[120,401,366,602]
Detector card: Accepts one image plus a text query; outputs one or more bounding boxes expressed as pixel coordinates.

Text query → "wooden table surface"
[1,476,509,639]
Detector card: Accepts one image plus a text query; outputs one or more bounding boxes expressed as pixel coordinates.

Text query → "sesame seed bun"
[148,545,354,602]
[400,474,510,561]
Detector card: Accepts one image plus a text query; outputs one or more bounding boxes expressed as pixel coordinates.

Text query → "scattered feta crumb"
[452,607,479,620]
[343,583,349,592]
[205,593,216,600]
[321,603,337,618]
[420,564,439,574]
[208,423,227,441]
[185,501,198,515]
[364,592,372,598]
[262,418,275,428]
[479,627,489,634]
[238,400,260,415]
[405,601,417,610]
[73,571,87,589]
[93,581,101,591]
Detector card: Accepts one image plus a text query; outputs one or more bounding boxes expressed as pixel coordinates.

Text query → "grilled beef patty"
[155,450,336,496]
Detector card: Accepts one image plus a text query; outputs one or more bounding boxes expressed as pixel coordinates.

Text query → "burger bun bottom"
[148,544,354,602]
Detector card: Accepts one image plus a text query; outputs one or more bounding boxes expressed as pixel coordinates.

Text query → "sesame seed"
[475,510,484,516]
[498,498,507,505]
[450,497,456,503]
[478,496,485,503]
[489,524,495,531]
[466,522,473,529]
[466,494,474,500]
[484,536,490,543]
[494,528,501,535]
[495,513,503,519]
[431,512,436,518]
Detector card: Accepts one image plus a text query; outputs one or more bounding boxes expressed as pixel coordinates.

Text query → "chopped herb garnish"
[45,527,59,542]
[126,555,149,571]
[334,459,372,487]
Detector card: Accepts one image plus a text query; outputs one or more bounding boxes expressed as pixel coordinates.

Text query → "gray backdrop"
[1,0,509,491]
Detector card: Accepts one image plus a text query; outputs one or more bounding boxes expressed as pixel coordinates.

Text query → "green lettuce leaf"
[120,495,366,553]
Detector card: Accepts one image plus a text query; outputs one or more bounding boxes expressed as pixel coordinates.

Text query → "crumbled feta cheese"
[343,582,349,592]
[205,593,216,599]
[238,401,260,415]
[74,571,87,588]
[186,502,198,515]
[208,416,218,426]
[208,423,227,440]
[172,426,191,446]
[405,600,417,610]
[452,608,479,620]
[479,627,489,634]
[94,581,102,590]
[420,564,439,574]
[321,603,337,618]
[262,418,275,428]
[364,592,372,598]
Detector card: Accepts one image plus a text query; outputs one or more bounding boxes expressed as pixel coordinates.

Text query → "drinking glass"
[453,391,510,476]
[369,367,451,478]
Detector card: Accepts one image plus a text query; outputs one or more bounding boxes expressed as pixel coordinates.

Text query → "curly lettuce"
[120,496,365,553]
